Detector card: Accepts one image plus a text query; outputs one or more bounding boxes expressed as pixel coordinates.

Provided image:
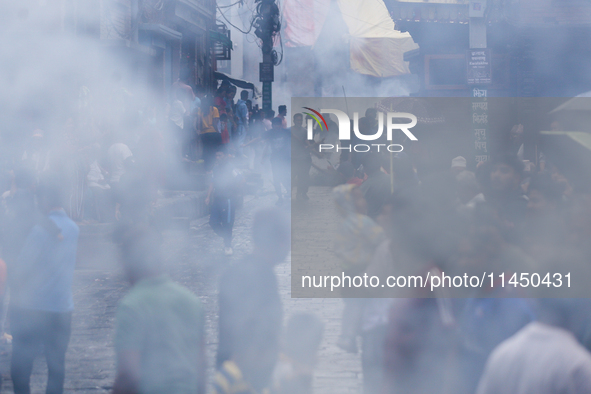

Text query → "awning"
[337,0,418,77]
[539,130,591,192]
[213,71,261,97]
[209,30,233,50]
[541,131,591,152]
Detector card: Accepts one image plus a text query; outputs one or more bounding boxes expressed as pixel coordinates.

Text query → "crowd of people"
[2,86,591,394]
[0,71,325,393]
[323,109,591,393]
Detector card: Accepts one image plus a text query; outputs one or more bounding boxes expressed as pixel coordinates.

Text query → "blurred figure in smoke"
[205,147,243,255]
[360,154,392,220]
[85,143,111,222]
[246,110,266,173]
[333,184,385,353]
[276,105,287,129]
[215,207,290,393]
[107,141,133,185]
[198,96,221,173]
[483,154,528,237]
[22,130,51,177]
[383,297,456,394]
[235,90,249,158]
[455,170,485,215]
[214,87,227,115]
[271,313,324,394]
[225,85,237,114]
[509,124,524,160]
[263,109,275,131]
[219,113,230,145]
[477,299,591,394]
[291,113,312,201]
[381,183,459,394]
[263,118,291,206]
[361,108,379,135]
[9,173,79,394]
[451,156,467,176]
[113,224,206,394]
[454,205,535,394]
[168,90,187,158]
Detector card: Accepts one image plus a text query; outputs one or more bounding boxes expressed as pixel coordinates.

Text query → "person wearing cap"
[451,156,467,176]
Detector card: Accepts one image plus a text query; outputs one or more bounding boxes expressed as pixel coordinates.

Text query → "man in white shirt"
[477,299,591,394]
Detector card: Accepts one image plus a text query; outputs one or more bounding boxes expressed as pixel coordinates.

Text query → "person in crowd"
[477,299,591,394]
[22,130,51,177]
[455,170,485,215]
[173,76,196,157]
[454,205,536,394]
[107,141,133,220]
[263,118,291,206]
[271,313,324,394]
[360,154,392,220]
[9,174,79,394]
[216,207,290,393]
[451,156,467,176]
[214,87,227,115]
[235,90,249,157]
[291,113,312,201]
[113,224,206,394]
[219,113,230,145]
[246,110,266,173]
[482,154,528,234]
[361,239,395,394]
[205,147,243,255]
[107,141,133,185]
[198,96,222,172]
[225,85,237,114]
[509,124,525,160]
[263,109,275,131]
[361,108,379,135]
[85,143,112,222]
[333,184,385,353]
[190,85,202,118]
[383,296,457,394]
[381,183,459,394]
[276,105,287,128]
[168,92,187,157]
[172,75,195,111]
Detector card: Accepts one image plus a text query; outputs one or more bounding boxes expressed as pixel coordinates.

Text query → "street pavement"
[0,186,362,393]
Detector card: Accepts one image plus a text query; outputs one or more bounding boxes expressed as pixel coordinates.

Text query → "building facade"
[385,0,591,97]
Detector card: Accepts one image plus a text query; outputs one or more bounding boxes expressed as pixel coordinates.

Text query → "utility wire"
[217,5,256,34]
[218,0,244,9]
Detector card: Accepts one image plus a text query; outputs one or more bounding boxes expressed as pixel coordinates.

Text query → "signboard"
[259,62,274,82]
[472,88,489,163]
[467,49,491,85]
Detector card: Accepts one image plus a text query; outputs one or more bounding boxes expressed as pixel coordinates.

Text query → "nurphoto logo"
[303,107,418,153]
